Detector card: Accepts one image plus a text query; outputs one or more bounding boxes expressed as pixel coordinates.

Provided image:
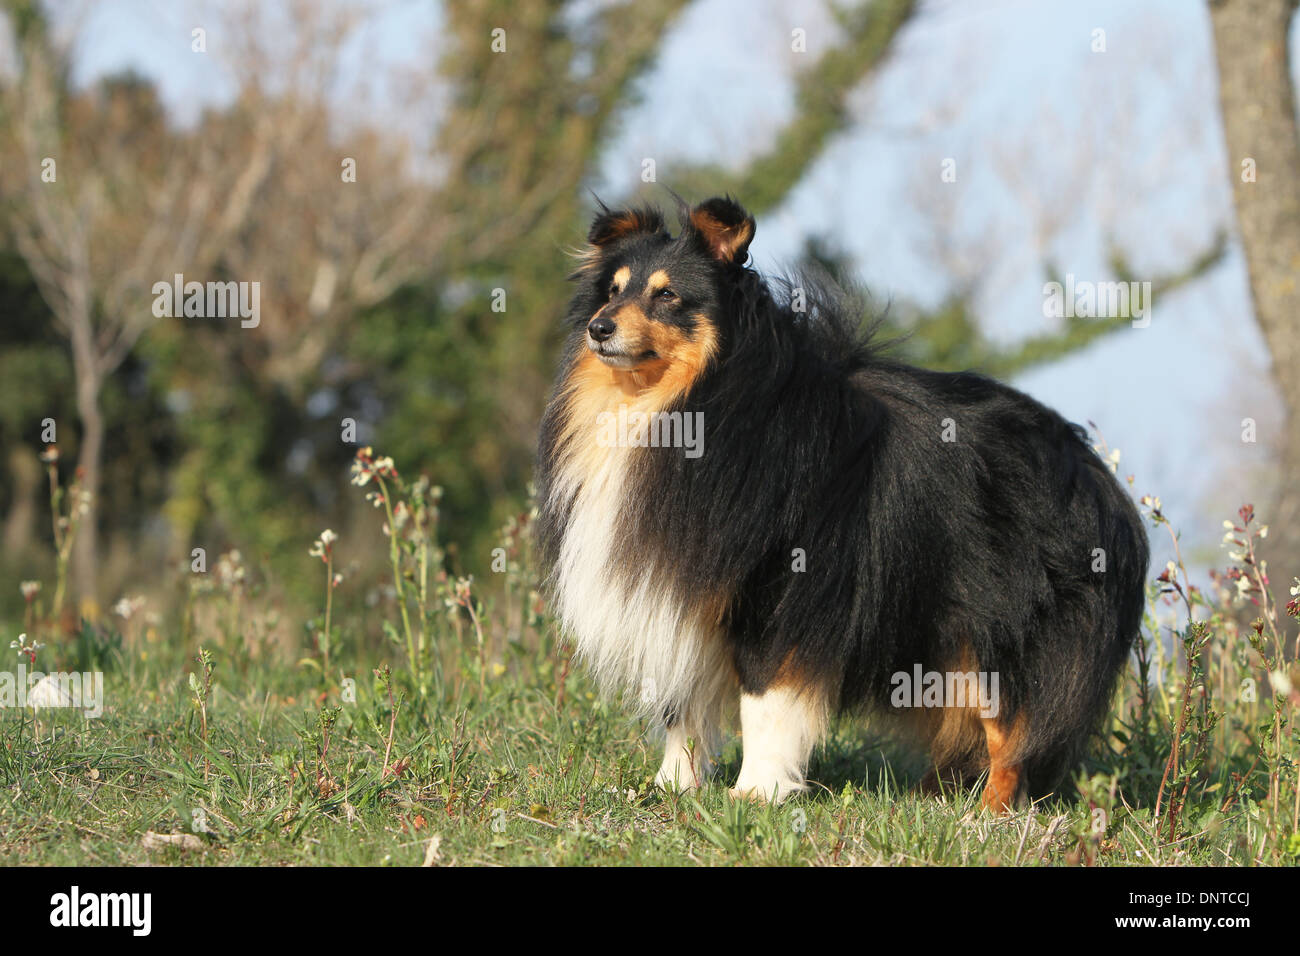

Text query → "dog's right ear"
[587,204,666,247]
[687,196,755,265]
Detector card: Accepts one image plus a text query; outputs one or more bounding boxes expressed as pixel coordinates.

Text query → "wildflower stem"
[323,550,333,677]
[376,474,419,689]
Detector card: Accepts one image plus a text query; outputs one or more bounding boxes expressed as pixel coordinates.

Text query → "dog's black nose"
[588,316,616,342]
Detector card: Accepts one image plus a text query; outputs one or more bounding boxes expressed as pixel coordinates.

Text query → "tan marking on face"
[646,270,671,294]
[579,312,719,400]
[626,315,719,406]
[611,265,631,294]
[560,313,720,483]
[598,304,652,351]
[610,302,646,324]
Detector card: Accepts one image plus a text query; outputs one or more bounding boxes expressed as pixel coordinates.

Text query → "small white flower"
[391,503,409,533]
[10,633,45,658]
[309,529,338,559]
[113,595,146,621]
[19,581,40,600]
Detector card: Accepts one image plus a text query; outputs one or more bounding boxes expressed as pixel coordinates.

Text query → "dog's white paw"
[655,763,699,792]
[729,767,807,803]
[655,748,713,792]
[656,726,714,792]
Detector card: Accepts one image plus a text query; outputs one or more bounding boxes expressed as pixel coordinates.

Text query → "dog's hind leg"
[979,715,1023,812]
[730,685,826,802]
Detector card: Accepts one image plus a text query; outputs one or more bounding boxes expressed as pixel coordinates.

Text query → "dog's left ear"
[688,197,755,265]
[588,205,666,247]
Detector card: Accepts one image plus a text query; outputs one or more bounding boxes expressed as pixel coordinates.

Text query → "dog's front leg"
[730,686,823,802]
[655,720,714,792]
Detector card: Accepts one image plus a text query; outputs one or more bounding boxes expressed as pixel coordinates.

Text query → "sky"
[48,0,1300,571]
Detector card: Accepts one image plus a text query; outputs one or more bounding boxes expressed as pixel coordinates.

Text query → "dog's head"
[570,196,755,390]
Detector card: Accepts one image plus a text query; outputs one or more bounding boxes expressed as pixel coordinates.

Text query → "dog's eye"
[656,288,678,301]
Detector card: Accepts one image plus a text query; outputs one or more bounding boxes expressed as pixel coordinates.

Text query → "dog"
[535,195,1149,808]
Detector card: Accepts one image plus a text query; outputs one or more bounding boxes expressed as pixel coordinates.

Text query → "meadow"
[2,444,1297,867]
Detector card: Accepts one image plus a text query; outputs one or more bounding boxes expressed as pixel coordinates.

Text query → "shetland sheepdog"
[535,195,1149,808]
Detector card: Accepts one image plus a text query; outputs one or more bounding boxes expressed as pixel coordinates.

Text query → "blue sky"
[52,0,1300,569]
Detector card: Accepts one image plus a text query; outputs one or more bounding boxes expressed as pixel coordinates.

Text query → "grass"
[0,666,1261,867]
[2,444,1298,866]
[0,630,1282,867]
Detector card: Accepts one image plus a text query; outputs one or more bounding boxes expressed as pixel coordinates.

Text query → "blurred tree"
[1209,0,1300,578]
[0,1,440,601]
[0,250,70,564]
[798,231,1227,381]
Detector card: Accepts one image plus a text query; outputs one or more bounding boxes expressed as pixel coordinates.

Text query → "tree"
[0,1,439,601]
[1209,0,1300,577]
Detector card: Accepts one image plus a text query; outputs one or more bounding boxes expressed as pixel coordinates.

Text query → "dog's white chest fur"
[549,447,728,723]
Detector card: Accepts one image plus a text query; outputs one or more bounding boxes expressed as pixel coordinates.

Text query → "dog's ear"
[587,205,666,247]
[688,196,755,265]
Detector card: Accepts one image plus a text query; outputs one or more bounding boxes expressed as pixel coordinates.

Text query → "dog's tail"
[1017,450,1150,796]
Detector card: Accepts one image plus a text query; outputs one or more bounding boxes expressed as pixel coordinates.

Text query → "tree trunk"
[67,289,102,610]
[2,446,40,558]
[1209,0,1300,580]
[72,382,103,608]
